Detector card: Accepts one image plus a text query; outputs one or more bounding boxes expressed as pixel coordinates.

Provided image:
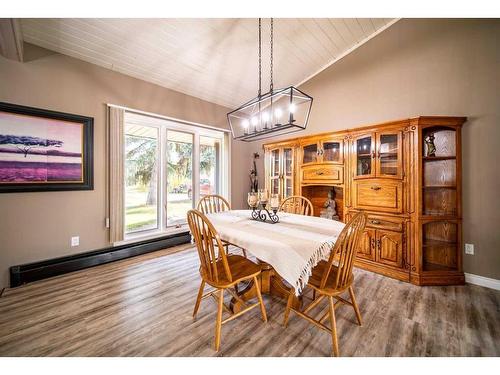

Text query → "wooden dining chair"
[197,194,247,258]
[279,195,314,216]
[282,211,367,356]
[187,209,267,352]
[197,194,231,214]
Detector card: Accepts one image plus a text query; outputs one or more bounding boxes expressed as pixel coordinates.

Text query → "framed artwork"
[0,102,93,193]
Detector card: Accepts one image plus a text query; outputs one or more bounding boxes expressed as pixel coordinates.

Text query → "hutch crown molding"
[263,116,467,286]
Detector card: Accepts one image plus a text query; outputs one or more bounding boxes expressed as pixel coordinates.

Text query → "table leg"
[229,261,302,313]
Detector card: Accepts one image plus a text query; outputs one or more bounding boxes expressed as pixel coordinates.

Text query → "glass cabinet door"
[302,142,318,164]
[322,140,343,164]
[376,132,402,179]
[283,147,294,198]
[269,149,281,195]
[354,135,374,178]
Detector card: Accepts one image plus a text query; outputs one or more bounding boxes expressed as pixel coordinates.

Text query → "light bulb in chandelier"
[242,119,250,134]
[261,111,269,128]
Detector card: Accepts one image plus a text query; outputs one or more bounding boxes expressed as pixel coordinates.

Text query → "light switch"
[71,236,80,247]
[465,243,474,255]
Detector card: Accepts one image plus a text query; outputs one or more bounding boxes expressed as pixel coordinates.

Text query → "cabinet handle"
[370,238,375,250]
[370,186,381,191]
[316,171,324,175]
[371,220,381,225]
[371,150,375,158]
[377,239,381,250]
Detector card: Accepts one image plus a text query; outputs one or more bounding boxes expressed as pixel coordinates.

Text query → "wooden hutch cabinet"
[263,141,298,201]
[263,116,466,286]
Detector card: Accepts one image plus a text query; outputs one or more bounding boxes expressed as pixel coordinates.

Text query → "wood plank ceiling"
[20,18,397,109]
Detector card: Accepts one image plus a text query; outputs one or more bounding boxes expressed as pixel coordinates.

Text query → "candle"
[259,189,269,203]
[247,192,258,207]
[270,194,280,210]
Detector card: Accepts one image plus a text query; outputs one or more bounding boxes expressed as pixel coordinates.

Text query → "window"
[122,111,229,239]
[124,124,159,233]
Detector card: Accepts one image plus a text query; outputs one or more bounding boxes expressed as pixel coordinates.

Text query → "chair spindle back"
[320,212,367,290]
[197,194,231,215]
[279,196,314,216]
[187,209,232,284]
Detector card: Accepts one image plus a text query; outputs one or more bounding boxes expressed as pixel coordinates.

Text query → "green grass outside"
[125,185,193,232]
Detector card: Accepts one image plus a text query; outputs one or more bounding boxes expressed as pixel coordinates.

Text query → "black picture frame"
[0,102,94,193]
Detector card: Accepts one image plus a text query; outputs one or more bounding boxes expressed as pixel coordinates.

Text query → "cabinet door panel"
[376,230,404,268]
[353,179,403,213]
[321,138,343,164]
[357,228,376,261]
[353,134,375,179]
[301,142,319,165]
[376,131,403,179]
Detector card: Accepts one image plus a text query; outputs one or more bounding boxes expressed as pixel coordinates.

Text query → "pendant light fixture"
[227,18,313,142]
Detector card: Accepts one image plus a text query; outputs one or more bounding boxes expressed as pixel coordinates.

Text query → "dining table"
[205,209,346,312]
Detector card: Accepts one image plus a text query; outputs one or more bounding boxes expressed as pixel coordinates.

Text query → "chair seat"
[201,255,261,288]
[308,260,353,295]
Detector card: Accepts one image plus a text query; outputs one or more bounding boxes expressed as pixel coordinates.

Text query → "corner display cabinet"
[263,116,466,286]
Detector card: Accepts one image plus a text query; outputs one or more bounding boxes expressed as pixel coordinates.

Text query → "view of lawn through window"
[124,125,159,233]
[166,131,193,227]
[123,113,226,236]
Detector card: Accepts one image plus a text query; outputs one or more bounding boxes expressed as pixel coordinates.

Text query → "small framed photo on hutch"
[0,102,94,193]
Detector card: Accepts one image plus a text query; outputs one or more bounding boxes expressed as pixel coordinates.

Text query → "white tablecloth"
[205,210,345,294]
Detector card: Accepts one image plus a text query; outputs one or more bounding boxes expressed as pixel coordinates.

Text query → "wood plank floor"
[0,245,499,357]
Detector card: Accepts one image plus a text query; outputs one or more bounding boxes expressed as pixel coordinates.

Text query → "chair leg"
[282,288,295,327]
[242,249,247,258]
[193,280,205,318]
[348,286,362,326]
[253,276,267,322]
[214,288,224,352]
[328,296,340,357]
[312,289,316,301]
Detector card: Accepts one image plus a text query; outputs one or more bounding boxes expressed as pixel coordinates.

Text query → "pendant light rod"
[258,18,262,98]
[270,18,273,92]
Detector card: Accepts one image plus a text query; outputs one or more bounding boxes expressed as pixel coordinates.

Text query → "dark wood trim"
[9,232,191,288]
[0,101,94,193]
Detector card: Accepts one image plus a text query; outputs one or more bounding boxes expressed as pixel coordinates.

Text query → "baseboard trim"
[9,232,191,288]
[465,273,500,291]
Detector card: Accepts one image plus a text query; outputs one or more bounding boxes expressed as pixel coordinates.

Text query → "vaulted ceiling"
[20,18,397,108]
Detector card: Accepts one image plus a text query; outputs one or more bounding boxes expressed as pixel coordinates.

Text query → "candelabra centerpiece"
[247,190,280,224]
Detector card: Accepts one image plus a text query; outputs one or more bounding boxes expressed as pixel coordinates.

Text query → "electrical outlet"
[465,243,474,255]
[71,236,80,247]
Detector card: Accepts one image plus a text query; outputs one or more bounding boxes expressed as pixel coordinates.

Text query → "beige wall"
[0,43,251,288]
[252,18,500,280]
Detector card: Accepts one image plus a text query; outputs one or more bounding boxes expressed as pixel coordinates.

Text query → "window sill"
[114,226,190,247]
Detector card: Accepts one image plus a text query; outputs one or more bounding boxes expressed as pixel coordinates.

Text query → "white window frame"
[119,108,230,244]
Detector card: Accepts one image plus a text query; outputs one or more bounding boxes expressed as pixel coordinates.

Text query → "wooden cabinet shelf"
[422,239,457,248]
[423,262,457,272]
[423,185,457,189]
[423,156,456,161]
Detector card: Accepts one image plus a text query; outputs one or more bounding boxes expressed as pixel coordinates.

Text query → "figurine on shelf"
[320,189,340,221]
[425,132,436,157]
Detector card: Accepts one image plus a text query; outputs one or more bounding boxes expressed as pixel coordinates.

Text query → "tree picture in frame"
[0,102,93,192]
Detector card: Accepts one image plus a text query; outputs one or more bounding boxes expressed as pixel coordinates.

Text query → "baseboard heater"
[9,232,191,288]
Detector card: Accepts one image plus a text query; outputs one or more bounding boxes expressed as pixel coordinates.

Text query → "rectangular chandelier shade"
[227,86,313,142]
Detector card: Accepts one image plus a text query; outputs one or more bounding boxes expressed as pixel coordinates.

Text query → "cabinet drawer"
[366,215,404,232]
[302,165,343,183]
[353,180,403,213]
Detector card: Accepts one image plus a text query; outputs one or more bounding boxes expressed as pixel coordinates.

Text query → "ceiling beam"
[0,19,24,61]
